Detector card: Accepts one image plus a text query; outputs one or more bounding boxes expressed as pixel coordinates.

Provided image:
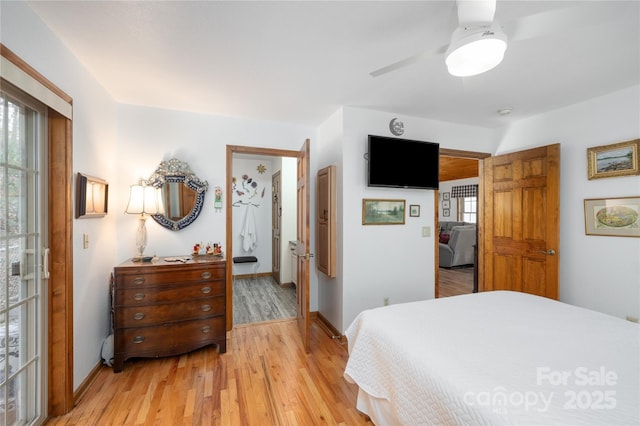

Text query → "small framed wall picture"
[362,198,406,225]
[409,204,420,217]
[587,139,640,180]
[442,200,450,209]
[443,192,450,200]
[443,209,450,217]
[584,196,640,237]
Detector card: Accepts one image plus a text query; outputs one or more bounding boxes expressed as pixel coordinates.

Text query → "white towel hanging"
[240,204,257,252]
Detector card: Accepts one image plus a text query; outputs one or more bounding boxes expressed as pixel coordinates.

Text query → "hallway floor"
[232,276,296,325]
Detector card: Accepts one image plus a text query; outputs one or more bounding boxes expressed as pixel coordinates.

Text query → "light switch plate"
[422,226,431,237]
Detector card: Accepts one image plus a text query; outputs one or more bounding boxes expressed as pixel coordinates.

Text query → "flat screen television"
[367,135,439,189]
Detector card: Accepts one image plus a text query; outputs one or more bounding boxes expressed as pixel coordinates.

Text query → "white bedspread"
[344,291,639,425]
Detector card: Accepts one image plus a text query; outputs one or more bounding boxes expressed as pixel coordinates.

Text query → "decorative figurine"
[214,186,223,212]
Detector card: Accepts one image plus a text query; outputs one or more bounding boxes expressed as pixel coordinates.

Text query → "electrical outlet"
[383,297,390,306]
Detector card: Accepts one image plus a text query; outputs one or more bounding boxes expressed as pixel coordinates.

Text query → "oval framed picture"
[584,196,640,237]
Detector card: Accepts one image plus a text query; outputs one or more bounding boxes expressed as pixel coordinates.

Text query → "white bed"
[344,291,639,425]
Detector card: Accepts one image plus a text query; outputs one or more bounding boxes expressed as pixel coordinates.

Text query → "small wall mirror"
[147,158,208,231]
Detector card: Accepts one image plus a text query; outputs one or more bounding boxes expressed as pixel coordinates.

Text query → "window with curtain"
[451,184,478,223]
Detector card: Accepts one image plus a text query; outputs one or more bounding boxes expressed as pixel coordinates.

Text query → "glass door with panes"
[0,88,47,425]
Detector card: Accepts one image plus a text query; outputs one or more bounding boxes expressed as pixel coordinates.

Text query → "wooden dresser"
[112,257,226,373]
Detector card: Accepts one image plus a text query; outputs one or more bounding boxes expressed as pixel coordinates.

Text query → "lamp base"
[134,216,148,261]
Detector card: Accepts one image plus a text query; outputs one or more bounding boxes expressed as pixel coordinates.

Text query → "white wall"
[438,177,479,221]
[337,107,499,331]
[115,104,315,262]
[231,157,273,274]
[495,85,640,319]
[316,108,345,330]
[2,2,119,389]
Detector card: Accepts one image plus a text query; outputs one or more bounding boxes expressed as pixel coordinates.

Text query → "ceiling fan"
[370,0,624,78]
[443,0,506,77]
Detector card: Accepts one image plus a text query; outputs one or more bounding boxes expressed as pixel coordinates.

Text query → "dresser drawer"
[116,316,225,354]
[115,280,224,306]
[116,266,224,287]
[116,296,224,327]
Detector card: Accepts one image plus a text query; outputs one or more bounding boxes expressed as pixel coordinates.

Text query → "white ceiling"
[27,1,640,128]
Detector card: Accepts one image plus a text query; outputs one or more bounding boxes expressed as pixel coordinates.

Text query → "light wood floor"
[46,319,372,426]
[233,276,296,325]
[438,266,474,298]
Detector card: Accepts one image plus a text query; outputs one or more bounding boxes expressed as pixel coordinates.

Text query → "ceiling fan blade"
[504,2,630,42]
[456,0,496,26]
[369,51,429,77]
[369,44,448,78]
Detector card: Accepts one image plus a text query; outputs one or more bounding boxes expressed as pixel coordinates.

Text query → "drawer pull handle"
[133,293,145,301]
[133,312,145,320]
[132,336,145,344]
[201,271,212,279]
[201,286,212,294]
[133,277,145,285]
[201,304,211,312]
[201,326,211,333]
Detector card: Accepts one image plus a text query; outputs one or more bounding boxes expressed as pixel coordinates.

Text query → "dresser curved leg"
[113,356,124,373]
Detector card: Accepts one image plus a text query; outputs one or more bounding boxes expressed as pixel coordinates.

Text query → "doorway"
[435,149,490,298]
[228,150,298,326]
[3,44,79,417]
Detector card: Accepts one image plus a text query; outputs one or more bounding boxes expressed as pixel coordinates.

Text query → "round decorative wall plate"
[389,118,404,136]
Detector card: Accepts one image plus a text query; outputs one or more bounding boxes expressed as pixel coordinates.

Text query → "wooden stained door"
[296,139,311,352]
[481,144,560,299]
[316,165,336,277]
[272,171,281,284]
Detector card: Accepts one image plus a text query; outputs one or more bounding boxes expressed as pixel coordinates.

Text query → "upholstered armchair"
[439,225,476,268]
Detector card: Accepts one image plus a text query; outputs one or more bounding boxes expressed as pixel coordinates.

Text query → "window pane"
[0,93,5,164]
[6,100,26,168]
[461,196,477,223]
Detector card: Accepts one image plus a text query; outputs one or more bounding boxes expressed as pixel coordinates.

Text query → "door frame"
[225,145,300,330]
[271,171,282,285]
[435,148,491,298]
[1,44,74,417]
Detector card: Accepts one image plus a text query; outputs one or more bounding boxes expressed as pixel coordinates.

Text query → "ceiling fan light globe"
[445,25,507,77]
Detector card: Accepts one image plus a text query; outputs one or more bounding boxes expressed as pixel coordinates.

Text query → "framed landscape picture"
[584,196,640,237]
[587,139,640,180]
[362,199,405,225]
